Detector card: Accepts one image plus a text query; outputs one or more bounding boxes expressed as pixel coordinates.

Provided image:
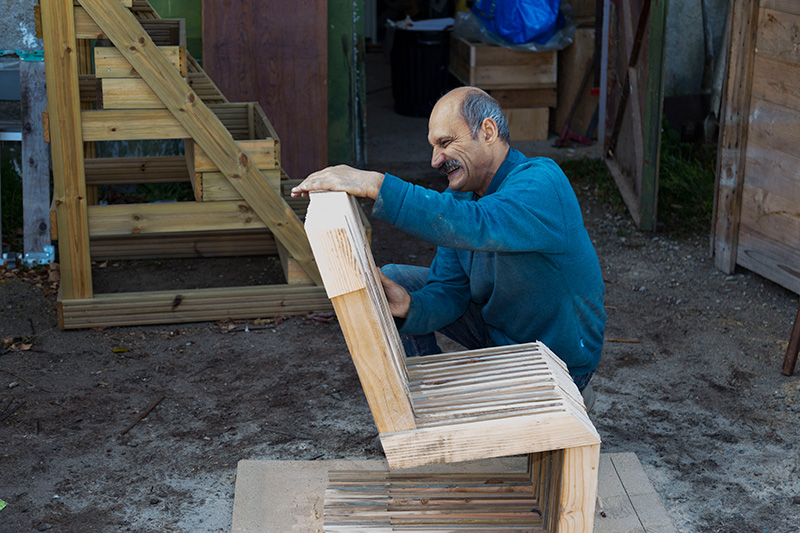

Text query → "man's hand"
[379,269,411,319]
[291,165,384,200]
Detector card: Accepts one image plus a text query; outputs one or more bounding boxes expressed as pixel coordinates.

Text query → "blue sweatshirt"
[372,148,606,376]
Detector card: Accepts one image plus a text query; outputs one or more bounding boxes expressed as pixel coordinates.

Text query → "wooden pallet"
[305,191,600,531]
[39,0,344,328]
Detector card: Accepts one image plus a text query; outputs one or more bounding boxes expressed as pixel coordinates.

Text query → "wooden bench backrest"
[305,191,416,433]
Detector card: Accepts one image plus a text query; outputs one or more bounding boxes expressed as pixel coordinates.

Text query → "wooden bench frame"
[305,191,601,531]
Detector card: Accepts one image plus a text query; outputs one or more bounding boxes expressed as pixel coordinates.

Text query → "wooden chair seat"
[304,191,600,470]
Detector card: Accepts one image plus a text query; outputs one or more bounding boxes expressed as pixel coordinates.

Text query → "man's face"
[427,98,493,196]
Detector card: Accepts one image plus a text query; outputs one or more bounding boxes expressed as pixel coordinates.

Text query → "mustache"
[437,159,462,177]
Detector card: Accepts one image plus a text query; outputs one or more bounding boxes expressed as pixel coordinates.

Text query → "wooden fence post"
[20,55,52,263]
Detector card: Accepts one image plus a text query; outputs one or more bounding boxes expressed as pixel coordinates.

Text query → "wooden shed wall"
[714,0,800,295]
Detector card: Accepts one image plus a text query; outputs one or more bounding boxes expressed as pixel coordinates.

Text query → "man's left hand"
[291,165,384,200]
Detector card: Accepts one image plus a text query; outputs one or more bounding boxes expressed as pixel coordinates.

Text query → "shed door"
[604,0,669,231]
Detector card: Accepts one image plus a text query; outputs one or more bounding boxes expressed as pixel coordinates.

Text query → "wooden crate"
[551,27,598,138]
[506,106,550,141]
[449,36,557,90]
[186,102,281,201]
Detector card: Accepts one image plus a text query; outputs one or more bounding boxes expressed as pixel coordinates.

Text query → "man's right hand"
[290,165,384,200]
[378,269,411,319]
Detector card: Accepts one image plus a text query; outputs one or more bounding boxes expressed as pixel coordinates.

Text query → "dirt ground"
[1,154,800,533]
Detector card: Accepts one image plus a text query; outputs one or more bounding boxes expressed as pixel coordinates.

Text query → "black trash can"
[390,28,457,117]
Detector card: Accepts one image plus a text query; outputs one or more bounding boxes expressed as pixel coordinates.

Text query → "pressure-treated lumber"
[84,156,191,185]
[58,284,331,329]
[79,0,322,285]
[41,0,92,299]
[94,45,185,78]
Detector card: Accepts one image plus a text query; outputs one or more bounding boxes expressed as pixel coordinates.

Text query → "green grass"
[657,120,717,235]
[560,120,717,236]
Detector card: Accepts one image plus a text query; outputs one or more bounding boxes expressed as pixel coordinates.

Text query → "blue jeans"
[382,264,594,392]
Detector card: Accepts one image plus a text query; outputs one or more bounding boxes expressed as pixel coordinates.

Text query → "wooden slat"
[449,37,557,89]
[87,200,267,237]
[740,183,800,252]
[41,0,93,299]
[95,45,185,78]
[89,230,276,260]
[756,8,800,64]
[20,60,52,259]
[84,155,190,185]
[199,170,280,201]
[487,87,557,108]
[712,0,760,273]
[749,55,800,110]
[75,6,184,44]
[736,224,800,296]
[59,284,331,329]
[80,0,322,284]
[82,109,188,140]
[193,139,278,172]
[100,77,166,109]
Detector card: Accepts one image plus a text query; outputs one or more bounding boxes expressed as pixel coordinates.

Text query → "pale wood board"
[231,453,676,532]
[59,284,331,329]
[41,0,93,299]
[94,45,184,78]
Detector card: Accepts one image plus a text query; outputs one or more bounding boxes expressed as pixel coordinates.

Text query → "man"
[292,87,605,395]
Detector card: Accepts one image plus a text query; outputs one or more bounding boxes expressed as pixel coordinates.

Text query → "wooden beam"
[20,59,52,261]
[84,155,190,185]
[59,284,332,329]
[88,230,276,260]
[94,45,185,78]
[87,200,267,237]
[79,0,322,285]
[305,192,416,434]
[41,0,92,299]
[557,444,600,532]
[712,0,760,273]
[82,109,188,140]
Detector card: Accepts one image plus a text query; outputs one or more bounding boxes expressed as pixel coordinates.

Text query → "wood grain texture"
[20,60,52,259]
[757,8,800,64]
[449,37,557,89]
[305,191,414,433]
[59,284,331,329]
[557,444,600,532]
[712,0,760,273]
[41,0,93,299]
[201,0,328,180]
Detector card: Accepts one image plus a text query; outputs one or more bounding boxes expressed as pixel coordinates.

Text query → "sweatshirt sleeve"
[399,245,472,335]
[373,165,570,254]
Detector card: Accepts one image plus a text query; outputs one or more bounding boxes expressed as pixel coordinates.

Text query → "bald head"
[433,87,511,144]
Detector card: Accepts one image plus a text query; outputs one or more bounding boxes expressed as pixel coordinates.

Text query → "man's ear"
[480,117,499,144]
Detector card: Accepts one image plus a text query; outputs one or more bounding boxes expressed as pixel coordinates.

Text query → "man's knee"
[380,264,429,292]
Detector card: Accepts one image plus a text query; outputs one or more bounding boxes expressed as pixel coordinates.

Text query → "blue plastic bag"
[471,0,562,45]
